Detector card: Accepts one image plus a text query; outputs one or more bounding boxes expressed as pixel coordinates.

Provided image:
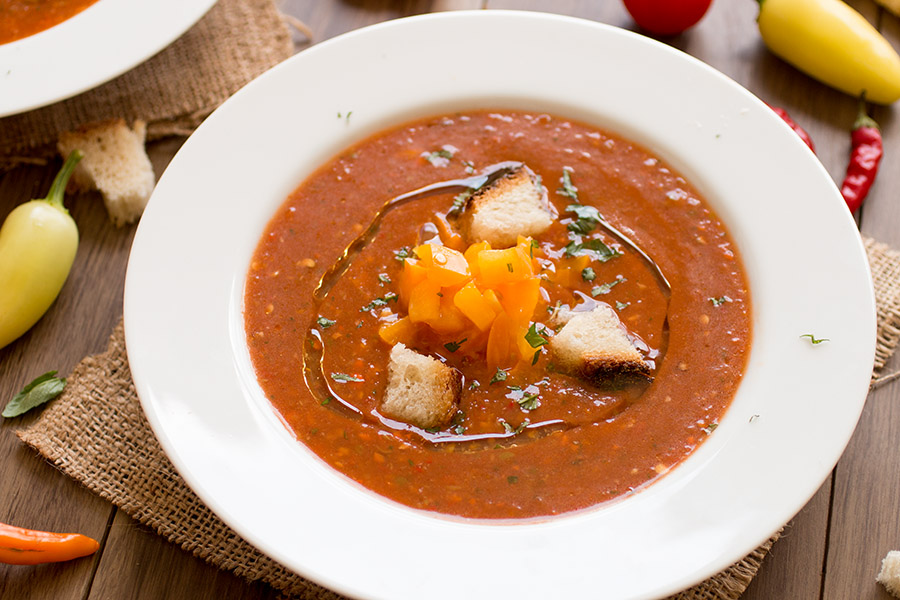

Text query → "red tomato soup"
[1,0,100,45]
[244,110,751,520]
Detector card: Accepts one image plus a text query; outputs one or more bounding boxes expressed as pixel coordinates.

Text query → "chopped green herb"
[507,475,519,484]
[378,273,392,285]
[449,190,472,217]
[591,276,625,297]
[532,350,541,366]
[361,292,399,312]
[2,371,66,418]
[499,418,530,434]
[709,296,733,307]
[565,203,602,235]
[615,301,630,310]
[701,423,719,434]
[564,237,621,261]
[444,338,467,353]
[517,393,540,411]
[800,333,829,345]
[330,373,364,383]
[581,267,596,282]
[394,246,412,261]
[423,148,454,166]
[462,160,476,174]
[468,380,481,390]
[557,168,578,200]
[452,425,466,435]
[317,316,336,329]
[506,262,514,273]
[524,323,550,348]
[490,368,509,384]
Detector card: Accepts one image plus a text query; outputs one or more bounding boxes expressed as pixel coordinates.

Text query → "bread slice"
[875,0,900,16]
[878,550,900,598]
[380,343,462,430]
[550,303,650,383]
[57,119,156,227]
[453,165,554,247]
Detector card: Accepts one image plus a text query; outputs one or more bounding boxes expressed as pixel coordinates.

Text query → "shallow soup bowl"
[124,11,875,600]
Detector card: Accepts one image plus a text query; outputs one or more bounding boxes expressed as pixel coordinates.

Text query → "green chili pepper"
[0,151,82,349]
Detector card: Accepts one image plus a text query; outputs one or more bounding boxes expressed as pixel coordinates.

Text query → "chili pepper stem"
[853,96,879,131]
[43,150,82,212]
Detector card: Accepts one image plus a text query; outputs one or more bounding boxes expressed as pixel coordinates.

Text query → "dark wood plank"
[823,3,900,598]
[88,512,280,600]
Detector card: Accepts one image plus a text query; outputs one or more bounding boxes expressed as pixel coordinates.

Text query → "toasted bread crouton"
[550,303,650,383]
[878,551,900,598]
[57,119,155,227]
[453,165,554,247]
[380,343,462,430]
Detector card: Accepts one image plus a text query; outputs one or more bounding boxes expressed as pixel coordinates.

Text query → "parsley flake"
[709,296,733,307]
[330,373,364,383]
[564,237,621,261]
[394,246,412,261]
[444,338,467,353]
[361,292,398,312]
[582,267,596,282]
[524,323,550,348]
[557,168,578,200]
[378,273,392,285]
[800,334,829,345]
[316,316,336,329]
[490,368,509,384]
[591,276,625,297]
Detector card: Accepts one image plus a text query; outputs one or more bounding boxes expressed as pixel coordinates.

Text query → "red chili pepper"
[840,100,883,214]
[766,104,816,153]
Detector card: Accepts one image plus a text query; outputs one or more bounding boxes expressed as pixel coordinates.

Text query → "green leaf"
[490,368,509,384]
[709,296,733,307]
[565,203,603,235]
[378,273,392,285]
[394,247,412,261]
[524,323,549,348]
[581,267,596,282]
[800,334,829,345]
[2,371,66,418]
[517,393,540,411]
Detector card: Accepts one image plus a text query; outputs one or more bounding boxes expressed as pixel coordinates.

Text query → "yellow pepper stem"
[43,150,83,212]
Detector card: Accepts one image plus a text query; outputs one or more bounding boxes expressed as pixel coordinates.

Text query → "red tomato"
[622,0,713,35]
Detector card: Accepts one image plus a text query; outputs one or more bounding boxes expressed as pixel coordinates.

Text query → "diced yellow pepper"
[399,259,427,308]
[453,282,497,332]
[498,277,541,321]
[464,241,491,278]
[408,279,442,323]
[476,246,533,287]
[379,317,415,346]
[486,313,514,369]
[482,289,505,316]
[415,244,471,287]
[428,292,468,335]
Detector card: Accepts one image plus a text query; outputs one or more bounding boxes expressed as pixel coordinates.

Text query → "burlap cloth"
[0,0,295,170]
[12,238,899,598]
[6,1,900,595]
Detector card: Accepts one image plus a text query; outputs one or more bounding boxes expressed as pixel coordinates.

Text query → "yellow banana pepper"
[757,0,900,104]
[0,151,82,349]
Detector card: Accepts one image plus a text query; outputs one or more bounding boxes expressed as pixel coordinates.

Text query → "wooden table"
[2,1,899,598]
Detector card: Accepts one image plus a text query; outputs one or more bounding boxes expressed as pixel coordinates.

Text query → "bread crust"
[380,343,462,429]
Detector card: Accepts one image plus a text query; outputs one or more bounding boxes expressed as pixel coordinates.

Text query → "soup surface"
[244,110,751,519]
[1,0,99,45]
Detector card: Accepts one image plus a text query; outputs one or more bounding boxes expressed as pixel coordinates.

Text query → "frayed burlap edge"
[16,234,900,598]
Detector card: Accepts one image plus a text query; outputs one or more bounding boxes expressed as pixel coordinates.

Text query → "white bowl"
[0,0,216,116]
[124,11,875,599]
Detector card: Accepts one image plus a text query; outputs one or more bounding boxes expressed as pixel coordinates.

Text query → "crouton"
[878,550,900,598]
[380,343,462,430]
[550,303,650,383]
[57,119,156,227]
[453,165,554,247]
